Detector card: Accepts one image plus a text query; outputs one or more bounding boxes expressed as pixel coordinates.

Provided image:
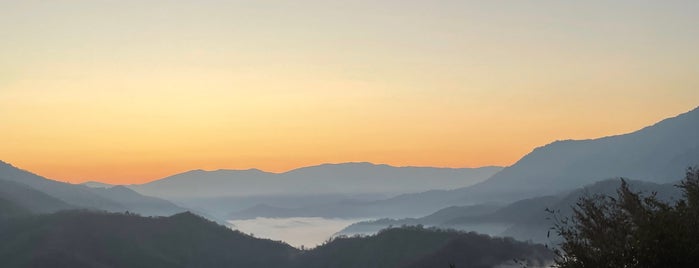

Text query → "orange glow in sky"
[1,1,698,184]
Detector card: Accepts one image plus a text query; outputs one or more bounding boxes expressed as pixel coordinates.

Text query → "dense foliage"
[552,168,699,267]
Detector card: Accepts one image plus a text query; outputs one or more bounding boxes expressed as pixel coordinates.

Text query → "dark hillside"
[0,211,298,268]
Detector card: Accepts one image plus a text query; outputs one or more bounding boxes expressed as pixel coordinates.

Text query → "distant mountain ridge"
[129,162,502,198]
[0,161,185,217]
[4,107,698,222]
[366,107,699,214]
[0,179,74,220]
[340,178,683,243]
[222,107,699,219]
[460,106,699,202]
[81,181,114,188]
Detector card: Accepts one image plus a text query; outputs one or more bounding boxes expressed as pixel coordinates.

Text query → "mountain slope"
[497,179,681,242]
[0,179,74,215]
[129,163,502,199]
[0,199,28,221]
[230,107,699,219]
[340,204,501,235]
[340,178,683,243]
[401,232,553,268]
[81,181,114,188]
[0,211,298,268]
[0,161,125,211]
[84,186,186,216]
[0,161,185,216]
[462,106,699,201]
[0,210,554,268]
[331,107,699,218]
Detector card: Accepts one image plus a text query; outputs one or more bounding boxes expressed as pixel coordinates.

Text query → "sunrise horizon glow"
[2,1,698,184]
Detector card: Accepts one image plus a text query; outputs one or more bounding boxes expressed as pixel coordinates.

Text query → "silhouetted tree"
[551,167,699,267]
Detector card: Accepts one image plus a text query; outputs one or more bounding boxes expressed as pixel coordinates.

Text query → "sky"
[1,0,698,184]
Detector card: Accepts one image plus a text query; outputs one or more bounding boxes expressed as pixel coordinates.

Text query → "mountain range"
[340,178,684,243]
[66,106,696,221]
[0,207,553,268]
[461,106,699,201]
[1,107,697,267]
[74,107,699,222]
[128,163,501,198]
[125,163,501,219]
[0,161,185,217]
[246,107,699,219]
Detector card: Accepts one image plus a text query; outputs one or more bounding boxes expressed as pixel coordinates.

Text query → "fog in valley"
[230,217,367,248]
[2,106,699,267]
[2,1,698,265]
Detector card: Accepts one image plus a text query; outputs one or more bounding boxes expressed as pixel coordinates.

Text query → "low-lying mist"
[229,217,370,248]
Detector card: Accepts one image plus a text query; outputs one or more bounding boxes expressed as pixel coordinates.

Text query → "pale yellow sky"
[1,1,698,184]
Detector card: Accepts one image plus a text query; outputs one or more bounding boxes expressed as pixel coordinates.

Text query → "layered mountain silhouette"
[1,107,697,267]
[340,178,683,243]
[126,163,501,219]
[167,107,699,220]
[58,107,694,221]
[81,181,114,188]
[311,107,699,218]
[0,179,74,215]
[129,163,502,198]
[0,211,298,267]
[0,208,553,268]
[462,106,699,201]
[0,198,28,221]
[0,161,185,216]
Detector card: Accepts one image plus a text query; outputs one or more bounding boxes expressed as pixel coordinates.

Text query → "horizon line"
[75,161,505,185]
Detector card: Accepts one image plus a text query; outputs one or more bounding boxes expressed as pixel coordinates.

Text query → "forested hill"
[291,227,553,268]
[0,211,297,268]
[0,209,553,268]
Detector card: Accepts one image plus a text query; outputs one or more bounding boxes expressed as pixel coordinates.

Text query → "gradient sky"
[1,1,698,184]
